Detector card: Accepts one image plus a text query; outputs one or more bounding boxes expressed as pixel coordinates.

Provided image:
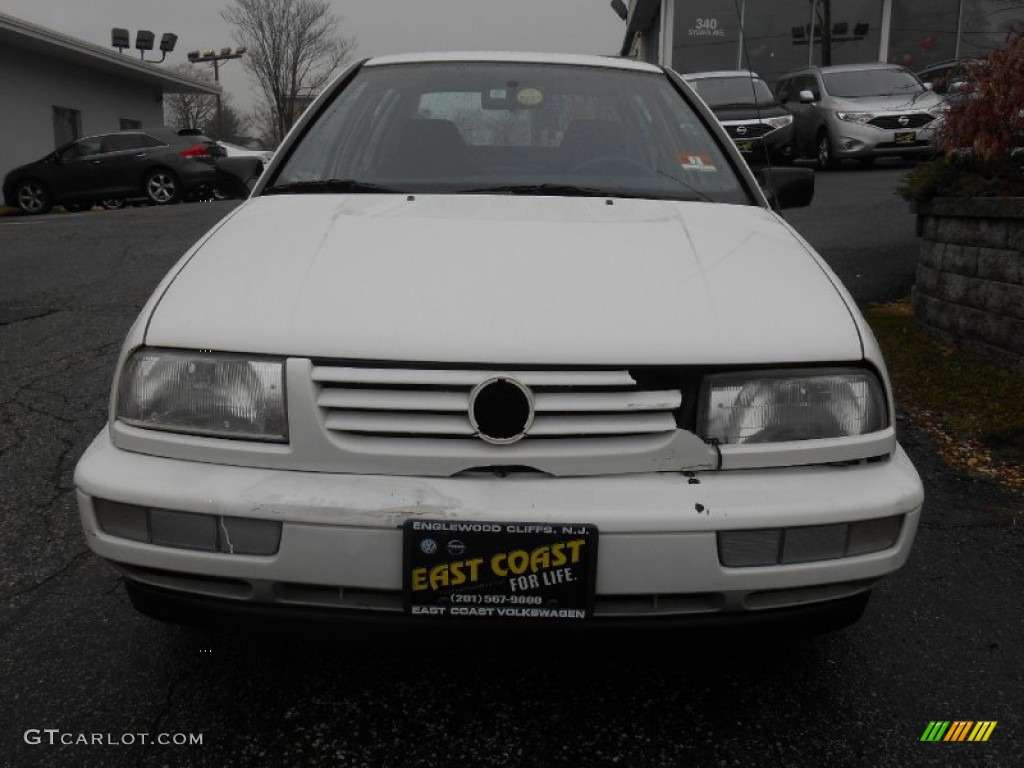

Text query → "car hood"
[830,90,942,112]
[146,195,863,365]
[712,104,790,121]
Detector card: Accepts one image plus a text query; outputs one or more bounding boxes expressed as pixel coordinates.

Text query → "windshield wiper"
[263,179,401,195]
[455,183,704,201]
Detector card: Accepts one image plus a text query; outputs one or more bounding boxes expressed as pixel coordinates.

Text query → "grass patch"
[866,300,1024,489]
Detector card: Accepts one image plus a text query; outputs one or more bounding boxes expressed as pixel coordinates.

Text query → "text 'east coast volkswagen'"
[75,53,923,633]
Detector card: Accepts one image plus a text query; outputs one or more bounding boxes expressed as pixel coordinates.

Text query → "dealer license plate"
[403,520,598,620]
[895,131,916,144]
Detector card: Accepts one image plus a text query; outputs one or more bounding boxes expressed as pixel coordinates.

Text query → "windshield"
[686,76,776,107]
[822,68,925,98]
[270,61,749,205]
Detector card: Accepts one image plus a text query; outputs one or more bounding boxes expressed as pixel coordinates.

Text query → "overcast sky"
[5,0,628,118]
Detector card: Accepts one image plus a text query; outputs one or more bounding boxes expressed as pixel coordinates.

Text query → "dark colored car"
[2,129,222,215]
[683,70,795,166]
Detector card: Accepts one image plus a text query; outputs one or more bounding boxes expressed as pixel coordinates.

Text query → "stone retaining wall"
[913,197,1024,371]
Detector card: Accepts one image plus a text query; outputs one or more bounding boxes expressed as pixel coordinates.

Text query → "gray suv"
[775,63,944,168]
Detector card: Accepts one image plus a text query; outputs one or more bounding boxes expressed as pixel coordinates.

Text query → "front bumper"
[75,430,923,621]
[828,118,937,159]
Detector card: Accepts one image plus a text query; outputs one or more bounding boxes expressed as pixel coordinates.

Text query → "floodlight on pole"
[111,27,177,62]
[111,28,130,53]
[187,46,247,138]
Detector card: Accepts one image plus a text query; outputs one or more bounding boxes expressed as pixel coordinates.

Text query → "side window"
[101,134,146,153]
[61,137,103,161]
[793,75,818,101]
[775,78,790,103]
[806,76,822,101]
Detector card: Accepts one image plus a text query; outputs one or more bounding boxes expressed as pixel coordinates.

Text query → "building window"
[959,0,1024,59]
[888,0,960,70]
[120,118,142,130]
[670,1,883,84]
[52,106,81,148]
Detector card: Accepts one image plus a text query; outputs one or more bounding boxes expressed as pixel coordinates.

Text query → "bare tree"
[163,64,218,132]
[201,94,251,144]
[222,0,355,144]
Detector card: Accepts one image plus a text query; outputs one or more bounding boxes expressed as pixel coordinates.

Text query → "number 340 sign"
[689,17,726,38]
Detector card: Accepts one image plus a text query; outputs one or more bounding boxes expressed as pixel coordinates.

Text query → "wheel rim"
[818,136,831,168]
[102,199,126,210]
[17,182,46,213]
[147,173,176,203]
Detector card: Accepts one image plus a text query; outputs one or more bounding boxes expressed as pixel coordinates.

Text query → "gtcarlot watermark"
[24,729,203,746]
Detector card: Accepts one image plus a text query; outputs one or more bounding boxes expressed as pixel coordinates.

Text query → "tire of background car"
[63,201,91,212]
[144,169,181,205]
[14,179,52,215]
[100,198,127,210]
[816,129,837,170]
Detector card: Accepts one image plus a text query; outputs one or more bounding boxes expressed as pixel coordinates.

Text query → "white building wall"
[0,44,165,183]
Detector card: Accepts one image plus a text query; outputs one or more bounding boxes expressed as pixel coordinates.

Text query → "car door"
[50,137,105,201]
[96,133,160,197]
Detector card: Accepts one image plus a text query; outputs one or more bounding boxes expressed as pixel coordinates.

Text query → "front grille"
[311,364,683,443]
[868,114,935,130]
[725,123,771,139]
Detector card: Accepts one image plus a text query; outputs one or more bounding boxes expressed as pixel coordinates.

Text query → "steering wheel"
[569,155,655,176]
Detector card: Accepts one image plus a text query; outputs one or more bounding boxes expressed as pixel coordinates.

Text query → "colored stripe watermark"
[920,721,997,742]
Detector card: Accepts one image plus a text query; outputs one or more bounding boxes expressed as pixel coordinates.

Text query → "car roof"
[783,62,919,78]
[683,70,762,80]
[363,51,662,73]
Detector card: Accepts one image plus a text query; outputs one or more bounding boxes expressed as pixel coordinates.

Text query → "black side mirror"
[755,167,815,210]
[214,156,264,200]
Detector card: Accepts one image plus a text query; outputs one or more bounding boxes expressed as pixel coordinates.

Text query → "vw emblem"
[735,125,747,135]
[468,377,535,445]
[898,115,910,126]
[420,538,438,555]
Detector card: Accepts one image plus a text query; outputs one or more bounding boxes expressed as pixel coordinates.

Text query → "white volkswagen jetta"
[75,52,923,632]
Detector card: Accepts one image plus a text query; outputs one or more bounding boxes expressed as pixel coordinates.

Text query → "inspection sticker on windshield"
[677,151,718,172]
[403,520,598,619]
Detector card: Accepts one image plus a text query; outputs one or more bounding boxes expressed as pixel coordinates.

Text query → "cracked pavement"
[0,176,1021,767]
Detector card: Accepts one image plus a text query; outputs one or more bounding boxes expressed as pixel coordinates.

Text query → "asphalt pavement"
[0,172,1020,767]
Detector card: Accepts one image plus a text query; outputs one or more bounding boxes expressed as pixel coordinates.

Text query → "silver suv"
[775,63,944,168]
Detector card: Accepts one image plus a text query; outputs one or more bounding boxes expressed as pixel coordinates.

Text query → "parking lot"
[1,168,1021,767]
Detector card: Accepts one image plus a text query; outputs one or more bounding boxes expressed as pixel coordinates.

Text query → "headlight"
[116,349,287,441]
[836,112,875,124]
[764,114,793,130]
[698,369,887,445]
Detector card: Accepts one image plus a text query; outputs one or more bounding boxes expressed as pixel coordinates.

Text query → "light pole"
[187,47,246,139]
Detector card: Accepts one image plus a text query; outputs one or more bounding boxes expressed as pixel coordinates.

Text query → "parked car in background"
[683,70,794,165]
[218,141,274,164]
[775,63,944,168]
[2,130,223,215]
[75,52,922,635]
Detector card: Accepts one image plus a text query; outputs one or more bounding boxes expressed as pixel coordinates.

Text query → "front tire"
[144,169,181,205]
[15,179,52,215]
[816,130,837,170]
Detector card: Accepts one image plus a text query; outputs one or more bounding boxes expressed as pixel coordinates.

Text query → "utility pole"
[187,47,246,139]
